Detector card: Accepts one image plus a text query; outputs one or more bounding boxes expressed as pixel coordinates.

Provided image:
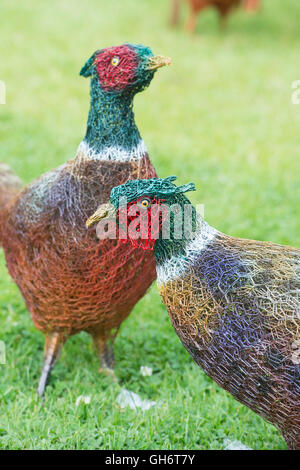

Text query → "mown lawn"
[0,0,299,450]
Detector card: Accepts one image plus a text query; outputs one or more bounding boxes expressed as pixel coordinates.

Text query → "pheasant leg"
[185,10,198,33]
[92,330,119,382]
[37,332,65,396]
[219,12,229,30]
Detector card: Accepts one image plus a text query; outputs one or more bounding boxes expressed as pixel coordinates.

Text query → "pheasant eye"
[139,198,151,209]
[111,56,120,67]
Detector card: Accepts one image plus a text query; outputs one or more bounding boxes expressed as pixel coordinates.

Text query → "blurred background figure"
[243,0,260,12]
[170,0,260,32]
[170,0,180,26]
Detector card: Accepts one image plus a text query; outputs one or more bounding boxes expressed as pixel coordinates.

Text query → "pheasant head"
[86,176,198,257]
[79,44,171,156]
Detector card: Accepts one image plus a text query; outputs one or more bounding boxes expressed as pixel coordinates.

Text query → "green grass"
[0,0,299,450]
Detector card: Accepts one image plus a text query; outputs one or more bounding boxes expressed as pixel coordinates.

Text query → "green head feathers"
[110,176,196,208]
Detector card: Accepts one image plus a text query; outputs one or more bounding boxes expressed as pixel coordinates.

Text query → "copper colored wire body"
[0,154,156,338]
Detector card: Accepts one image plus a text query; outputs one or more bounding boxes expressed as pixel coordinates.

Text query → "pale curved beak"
[86,202,116,228]
[147,55,172,71]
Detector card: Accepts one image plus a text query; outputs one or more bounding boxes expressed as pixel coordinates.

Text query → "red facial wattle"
[94,45,138,92]
[117,198,167,250]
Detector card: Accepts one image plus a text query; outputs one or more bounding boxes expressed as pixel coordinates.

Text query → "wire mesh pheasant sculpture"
[88,176,300,449]
[171,0,242,33]
[243,0,260,12]
[0,44,170,395]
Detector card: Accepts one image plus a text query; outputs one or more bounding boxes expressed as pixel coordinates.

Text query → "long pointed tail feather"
[0,163,22,246]
[0,163,22,212]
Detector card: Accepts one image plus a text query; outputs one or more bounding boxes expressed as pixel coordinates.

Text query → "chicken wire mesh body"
[158,230,300,449]
[102,176,300,449]
[188,0,241,15]
[0,150,156,339]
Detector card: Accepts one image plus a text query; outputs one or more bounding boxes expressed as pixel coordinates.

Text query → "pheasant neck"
[154,195,199,265]
[82,80,143,160]
[155,200,218,285]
